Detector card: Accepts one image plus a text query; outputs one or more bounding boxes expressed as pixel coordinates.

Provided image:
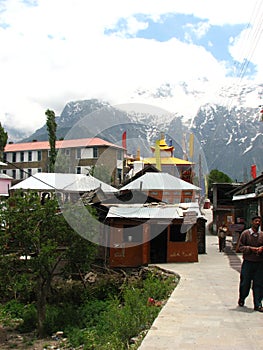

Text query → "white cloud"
[189,22,211,40]
[0,0,262,134]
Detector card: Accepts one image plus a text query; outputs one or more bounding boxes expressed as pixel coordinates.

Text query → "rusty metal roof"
[106,202,203,220]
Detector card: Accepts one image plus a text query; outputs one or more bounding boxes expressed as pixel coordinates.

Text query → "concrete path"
[138,234,263,350]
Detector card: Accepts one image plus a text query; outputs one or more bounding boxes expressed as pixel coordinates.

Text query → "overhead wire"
[4,159,175,224]
[5,160,58,191]
[205,0,263,170]
[226,0,263,111]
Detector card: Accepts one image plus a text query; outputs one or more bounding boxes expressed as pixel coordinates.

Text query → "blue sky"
[0,0,262,132]
[105,12,258,78]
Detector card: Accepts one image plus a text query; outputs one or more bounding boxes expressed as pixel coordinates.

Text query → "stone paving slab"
[138,234,263,350]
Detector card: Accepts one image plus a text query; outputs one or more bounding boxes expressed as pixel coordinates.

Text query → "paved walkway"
[138,234,263,350]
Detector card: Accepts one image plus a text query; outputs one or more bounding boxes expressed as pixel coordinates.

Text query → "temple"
[127,133,194,183]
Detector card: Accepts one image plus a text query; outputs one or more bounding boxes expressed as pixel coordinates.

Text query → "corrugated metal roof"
[10,173,117,193]
[232,193,256,201]
[120,172,200,191]
[0,173,13,180]
[106,203,202,220]
[63,175,117,193]
[107,205,182,219]
[4,138,123,152]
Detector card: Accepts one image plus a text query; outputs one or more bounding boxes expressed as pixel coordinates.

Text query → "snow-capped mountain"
[192,103,263,181]
[13,82,263,181]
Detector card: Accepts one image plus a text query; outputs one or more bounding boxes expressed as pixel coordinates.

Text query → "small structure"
[99,172,206,267]
[231,173,263,220]
[0,173,12,197]
[212,182,242,234]
[105,203,206,267]
[211,176,263,249]
[0,161,12,197]
[9,172,117,203]
[120,172,200,204]
[230,174,263,247]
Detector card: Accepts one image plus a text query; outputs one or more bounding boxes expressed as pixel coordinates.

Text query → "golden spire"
[136,148,140,160]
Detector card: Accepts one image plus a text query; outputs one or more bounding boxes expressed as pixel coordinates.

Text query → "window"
[183,197,192,203]
[117,168,122,182]
[12,169,16,179]
[93,147,98,158]
[28,151,32,162]
[149,191,159,196]
[76,148,81,159]
[65,149,70,156]
[38,168,42,173]
[28,169,32,177]
[37,151,42,161]
[20,152,24,162]
[76,167,81,174]
[117,150,123,160]
[12,152,16,162]
[3,153,6,162]
[20,169,24,179]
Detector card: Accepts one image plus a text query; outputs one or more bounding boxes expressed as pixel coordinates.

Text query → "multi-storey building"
[3,138,124,186]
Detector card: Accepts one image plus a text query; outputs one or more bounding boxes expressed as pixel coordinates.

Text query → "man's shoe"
[238,299,244,307]
[254,306,263,312]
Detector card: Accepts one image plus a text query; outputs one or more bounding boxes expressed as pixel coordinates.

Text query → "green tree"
[0,122,8,161]
[0,191,98,338]
[207,169,233,198]
[90,165,112,184]
[45,109,57,172]
[54,150,70,173]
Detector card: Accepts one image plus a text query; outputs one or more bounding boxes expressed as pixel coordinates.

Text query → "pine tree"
[45,109,57,172]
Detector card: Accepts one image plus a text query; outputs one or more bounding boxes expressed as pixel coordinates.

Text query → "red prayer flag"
[122,131,127,150]
[251,164,257,179]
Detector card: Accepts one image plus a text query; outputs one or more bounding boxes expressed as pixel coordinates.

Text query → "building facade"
[103,204,206,267]
[3,138,124,186]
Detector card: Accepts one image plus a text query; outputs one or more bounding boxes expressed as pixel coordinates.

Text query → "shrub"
[67,328,97,349]
[43,303,81,335]
[79,299,112,328]
[1,300,25,318]
[17,304,37,333]
[142,270,177,300]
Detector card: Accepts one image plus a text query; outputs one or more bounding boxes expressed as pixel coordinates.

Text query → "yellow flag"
[204,174,208,197]
[155,140,162,171]
[189,133,194,158]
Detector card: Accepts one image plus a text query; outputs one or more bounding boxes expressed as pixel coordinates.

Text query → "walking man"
[238,216,263,312]
[217,223,227,252]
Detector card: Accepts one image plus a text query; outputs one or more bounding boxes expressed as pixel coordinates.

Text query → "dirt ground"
[0,327,74,349]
